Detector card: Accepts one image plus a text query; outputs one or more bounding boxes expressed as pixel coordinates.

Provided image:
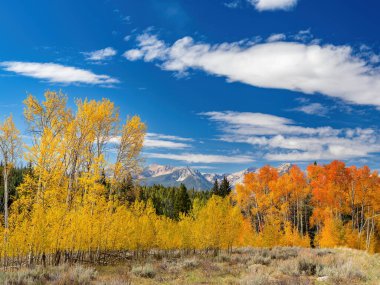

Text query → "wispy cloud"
[0,61,119,85]
[144,139,190,149]
[82,47,117,61]
[192,165,218,170]
[144,133,192,149]
[147,133,193,142]
[111,132,192,149]
[224,0,241,9]
[248,0,299,11]
[266,33,286,42]
[201,111,380,162]
[123,33,380,107]
[292,102,329,116]
[145,152,254,164]
[124,35,132,42]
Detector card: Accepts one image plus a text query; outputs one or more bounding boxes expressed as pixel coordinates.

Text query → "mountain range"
[139,163,292,190]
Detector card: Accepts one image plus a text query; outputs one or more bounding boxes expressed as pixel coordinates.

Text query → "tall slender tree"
[211,179,219,196]
[219,176,232,197]
[0,115,21,230]
[174,184,191,218]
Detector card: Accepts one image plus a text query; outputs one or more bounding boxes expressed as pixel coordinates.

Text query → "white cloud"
[145,152,254,163]
[0,61,119,85]
[123,49,144,61]
[192,165,218,170]
[123,16,131,24]
[200,111,337,136]
[147,133,193,142]
[292,29,313,42]
[124,34,380,107]
[201,111,380,162]
[144,139,190,149]
[83,47,117,61]
[266,33,286,42]
[248,0,298,11]
[123,34,167,62]
[293,102,329,116]
[224,0,241,8]
[144,133,192,149]
[111,132,192,149]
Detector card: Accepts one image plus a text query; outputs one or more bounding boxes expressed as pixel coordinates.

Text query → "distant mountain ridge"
[139,163,292,191]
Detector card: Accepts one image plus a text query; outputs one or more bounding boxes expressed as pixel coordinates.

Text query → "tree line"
[0,91,378,268]
[236,162,380,252]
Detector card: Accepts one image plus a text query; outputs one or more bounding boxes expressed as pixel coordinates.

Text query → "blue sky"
[1,0,380,173]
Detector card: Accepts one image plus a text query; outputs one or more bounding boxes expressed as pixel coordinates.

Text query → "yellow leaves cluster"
[1,194,247,258]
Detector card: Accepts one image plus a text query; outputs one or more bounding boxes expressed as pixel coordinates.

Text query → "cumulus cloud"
[145,152,254,163]
[123,34,380,107]
[0,61,119,85]
[123,34,167,62]
[200,111,380,162]
[248,0,298,11]
[83,47,117,61]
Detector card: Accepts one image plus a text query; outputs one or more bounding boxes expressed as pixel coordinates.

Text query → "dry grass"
[0,248,379,284]
[0,264,97,284]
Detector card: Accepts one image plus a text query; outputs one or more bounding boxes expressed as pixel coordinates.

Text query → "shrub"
[270,247,300,260]
[278,259,300,277]
[0,265,97,285]
[251,254,271,266]
[230,254,251,265]
[253,248,271,258]
[297,258,319,276]
[234,247,254,254]
[0,267,53,284]
[131,264,156,278]
[66,265,98,284]
[216,254,231,263]
[240,273,270,285]
[319,260,366,282]
[315,248,333,257]
[182,257,200,269]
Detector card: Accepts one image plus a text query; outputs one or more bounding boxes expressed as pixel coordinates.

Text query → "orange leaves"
[308,161,380,251]
[236,165,311,247]
[236,161,380,251]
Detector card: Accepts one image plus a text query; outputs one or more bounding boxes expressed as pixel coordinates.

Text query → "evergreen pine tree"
[174,184,191,219]
[211,179,219,196]
[118,173,135,203]
[219,176,231,198]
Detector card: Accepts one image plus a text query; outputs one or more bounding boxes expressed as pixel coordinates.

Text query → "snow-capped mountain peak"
[140,164,176,178]
[139,165,212,190]
[277,163,293,175]
[176,166,199,182]
[140,163,293,190]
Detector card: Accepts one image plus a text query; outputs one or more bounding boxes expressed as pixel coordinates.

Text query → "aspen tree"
[0,115,21,230]
[112,116,146,197]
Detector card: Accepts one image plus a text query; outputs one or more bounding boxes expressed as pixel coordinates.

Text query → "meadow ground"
[0,247,379,285]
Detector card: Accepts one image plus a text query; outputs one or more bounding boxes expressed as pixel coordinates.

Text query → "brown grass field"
[1,247,379,284]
